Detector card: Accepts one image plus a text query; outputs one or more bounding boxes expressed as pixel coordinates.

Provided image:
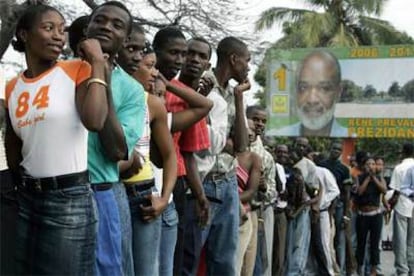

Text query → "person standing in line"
[354,157,387,276]
[182,36,251,276]
[313,154,341,276]
[285,137,321,275]
[235,119,262,275]
[245,105,276,276]
[1,61,18,276]
[153,27,213,276]
[85,2,146,275]
[5,4,109,274]
[398,164,414,274]
[272,144,289,276]
[389,143,414,276]
[285,166,312,276]
[319,141,353,275]
[116,23,177,276]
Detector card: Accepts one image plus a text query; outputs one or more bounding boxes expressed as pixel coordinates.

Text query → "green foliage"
[340,79,362,102]
[401,79,414,102]
[388,82,401,97]
[363,85,377,98]
[253,89,266,108]
[356,138,412,165]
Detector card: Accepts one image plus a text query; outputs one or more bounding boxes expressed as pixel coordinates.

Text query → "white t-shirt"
[390,158,414,218]
[0,66,7,171]
[5,60,91,177]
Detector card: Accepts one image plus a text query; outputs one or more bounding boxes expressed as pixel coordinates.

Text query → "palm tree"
[255,0,413,47]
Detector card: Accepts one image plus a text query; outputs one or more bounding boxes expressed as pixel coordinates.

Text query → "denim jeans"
[15,184,98,275]
[128,185,162,276]
[393,210,414,275]
[159,201,178,276]
[272,210,287,276]
[286,207,311,276]
[113,183,134,276]
[94,187,122,276]
[334,202,346,275]
[182,174,239,276]
[0,169,18,275]
[253,213,265,276]
[253,205,274,276]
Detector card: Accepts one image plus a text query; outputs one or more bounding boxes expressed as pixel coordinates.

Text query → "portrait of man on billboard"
[275,50,348,137]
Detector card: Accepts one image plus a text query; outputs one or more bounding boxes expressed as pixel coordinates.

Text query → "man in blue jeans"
[86,2,146,275]
[183,36,251,275]
[390,143,414,276]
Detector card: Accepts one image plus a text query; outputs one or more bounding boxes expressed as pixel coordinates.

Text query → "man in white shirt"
[312,165,340,276]
[390,143,414,275]
[183,36,250,275]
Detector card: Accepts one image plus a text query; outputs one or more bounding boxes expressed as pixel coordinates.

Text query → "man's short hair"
[401,142,414,157]
[67,15,89,56]
[216,36,247,62]
[90,1,133,34]
[152,27,185,52]
[131,22,145,34]
[188,36,212,59]
[246,105,265,119]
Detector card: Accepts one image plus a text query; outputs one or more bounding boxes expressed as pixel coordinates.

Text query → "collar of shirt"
[209,68,233,99]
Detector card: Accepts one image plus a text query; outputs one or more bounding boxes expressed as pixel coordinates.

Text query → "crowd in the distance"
[0,1,413,276]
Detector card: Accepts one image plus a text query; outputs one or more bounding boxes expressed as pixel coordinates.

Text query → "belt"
[125,179,155,197]
[204,170,235,182]
[91,182,113,192]
[186,194,223,204]
[21,171,89,193]
[357,208,382,216]
[274,207,286,214]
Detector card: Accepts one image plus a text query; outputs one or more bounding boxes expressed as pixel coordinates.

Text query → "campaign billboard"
[265,45,414,138]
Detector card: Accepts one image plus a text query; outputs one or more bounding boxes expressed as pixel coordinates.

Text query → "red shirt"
[165,79,210,176]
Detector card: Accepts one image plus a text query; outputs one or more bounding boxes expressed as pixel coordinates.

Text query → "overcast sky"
[2,0,413,104]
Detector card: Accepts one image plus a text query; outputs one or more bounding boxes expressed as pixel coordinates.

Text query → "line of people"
[1,1,414,276]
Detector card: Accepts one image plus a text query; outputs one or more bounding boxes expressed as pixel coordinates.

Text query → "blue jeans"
[253,213,265,276]
[94,187,122,276]
[334,201,346,275]
[393,210,414,275]
[128,185,161,276]
[113,183,134,276]
[159,201,178,276]
[183,175,239,276]
[286,207,310,276]
[15,184,98,275]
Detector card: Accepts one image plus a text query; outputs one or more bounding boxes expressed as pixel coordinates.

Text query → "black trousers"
[355,212,383,266]
[0,169,18,275]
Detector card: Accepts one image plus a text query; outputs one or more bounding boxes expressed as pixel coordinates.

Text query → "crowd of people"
[0,1,413,276]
